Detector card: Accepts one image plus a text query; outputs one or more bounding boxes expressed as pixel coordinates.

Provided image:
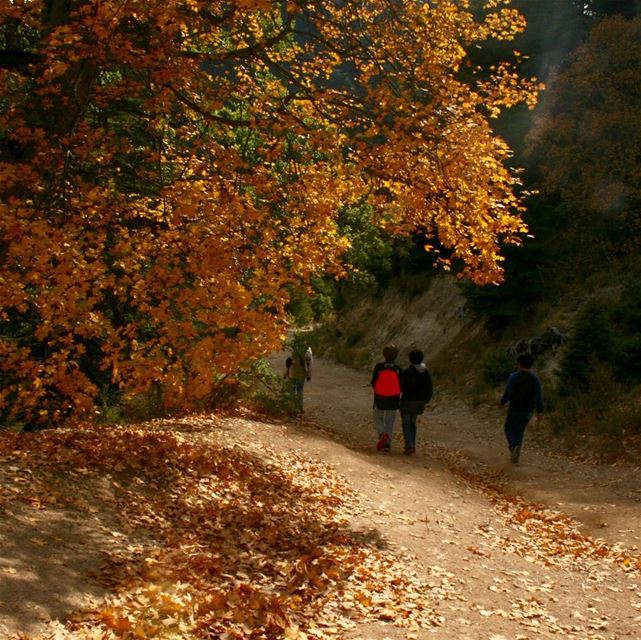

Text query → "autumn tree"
[0,0,538,426]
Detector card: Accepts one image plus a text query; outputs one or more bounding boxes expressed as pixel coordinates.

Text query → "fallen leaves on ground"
[428,443,641,575]
[0,416,443,639]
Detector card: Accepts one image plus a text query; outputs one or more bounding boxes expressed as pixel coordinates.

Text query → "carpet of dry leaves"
[1,355,641,639]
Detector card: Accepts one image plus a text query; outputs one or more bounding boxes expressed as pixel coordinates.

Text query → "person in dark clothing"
[370,345,402,451]
[500,353,544,464]
[400,350,433,455]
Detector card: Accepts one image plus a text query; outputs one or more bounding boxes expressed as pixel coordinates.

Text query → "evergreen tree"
[559,303,614,395]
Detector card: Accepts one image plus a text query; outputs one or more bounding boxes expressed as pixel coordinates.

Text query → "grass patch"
[334,345,371,369]
[549,363,641,462]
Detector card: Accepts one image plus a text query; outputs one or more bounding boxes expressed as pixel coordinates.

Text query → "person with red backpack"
[370,345,402,452]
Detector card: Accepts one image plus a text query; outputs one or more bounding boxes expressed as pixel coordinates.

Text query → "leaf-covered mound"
[0,417,442,639]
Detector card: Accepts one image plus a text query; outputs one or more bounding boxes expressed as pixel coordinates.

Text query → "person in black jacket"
[400,349,433,455]
[500,353,544,464]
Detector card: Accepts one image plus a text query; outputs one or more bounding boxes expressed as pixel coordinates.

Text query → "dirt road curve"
[268,354,641,639]
[2,354,641,639]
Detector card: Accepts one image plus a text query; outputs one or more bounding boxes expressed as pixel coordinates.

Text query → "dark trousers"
[401,412,418,450]
[504,411,532,448]
[400,400,425,451]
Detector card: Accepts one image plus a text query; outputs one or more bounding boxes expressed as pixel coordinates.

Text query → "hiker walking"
[304,347,314,377]
[370,345,402,452]
[400,349,433,455]
[500,353,544,464]
[285,348,312,413]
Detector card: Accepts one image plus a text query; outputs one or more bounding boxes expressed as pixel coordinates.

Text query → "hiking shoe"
[376,432,390,450]
[510,445,521,464]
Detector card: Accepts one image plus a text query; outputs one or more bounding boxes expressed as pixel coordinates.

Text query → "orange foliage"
[0,0,538,424]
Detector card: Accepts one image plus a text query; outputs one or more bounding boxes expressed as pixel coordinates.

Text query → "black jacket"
[500,370,543,414]
[400,364,433,403]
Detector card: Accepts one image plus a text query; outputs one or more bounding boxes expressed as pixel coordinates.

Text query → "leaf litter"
[3,407,641,640]
[428,442,641,576]
[0,416,445,639]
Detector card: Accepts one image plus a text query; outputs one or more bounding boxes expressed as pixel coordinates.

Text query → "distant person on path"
[370,345,402,452]
[304,346,314,378]
[285,348,312,413]
[500,353,544,464]
[400,349,433,455]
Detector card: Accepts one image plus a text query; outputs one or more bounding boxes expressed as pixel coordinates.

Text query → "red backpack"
[374,366,401,396]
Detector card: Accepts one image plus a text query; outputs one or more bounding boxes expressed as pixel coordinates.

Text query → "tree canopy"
[0,0,538,425]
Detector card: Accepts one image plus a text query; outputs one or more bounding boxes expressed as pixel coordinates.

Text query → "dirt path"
[2,354,641,639]
[300,354,641,548]
[263,354,641,639]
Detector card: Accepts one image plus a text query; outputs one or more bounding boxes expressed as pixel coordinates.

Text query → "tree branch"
[165,84,251,127]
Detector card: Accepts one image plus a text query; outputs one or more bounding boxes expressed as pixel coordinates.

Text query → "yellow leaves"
[484,0,513,7]
[284,625,308,640]
[0,417,451,637]
[444,451,641,576]
[0,0,537,422]
[99,607,133,633]
[482,9,527,40]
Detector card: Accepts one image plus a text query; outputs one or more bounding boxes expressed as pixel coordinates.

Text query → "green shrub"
[559,302,614,395]
[239,357,300,416]
[286,330,318,360]
[334,345,370,369]
[480,348,514,385]
[287,289,315,326]
[549,360,625,438]
[309,276,338,321]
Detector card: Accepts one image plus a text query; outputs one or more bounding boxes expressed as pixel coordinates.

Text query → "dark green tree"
[559,303,614,395]
[528,16,641,259]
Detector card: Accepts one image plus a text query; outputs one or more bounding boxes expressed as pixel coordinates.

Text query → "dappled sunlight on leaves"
[0,0,539,427]
[1,417,443,638]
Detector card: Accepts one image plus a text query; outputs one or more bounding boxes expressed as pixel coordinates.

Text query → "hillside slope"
[326,275,482,369]
[320,263,641,464]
